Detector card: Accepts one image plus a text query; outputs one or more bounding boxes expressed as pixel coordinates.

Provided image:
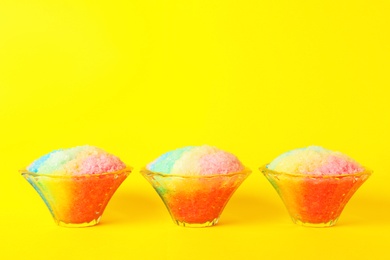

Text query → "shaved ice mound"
[261,146,371,227]
[27,145,126,175]
[147,145,245,175]
[142,145,250,227]
[21,145,131,227]
[267,146,365,175]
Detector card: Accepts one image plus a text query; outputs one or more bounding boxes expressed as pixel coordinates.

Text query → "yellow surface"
[1,0,389,259]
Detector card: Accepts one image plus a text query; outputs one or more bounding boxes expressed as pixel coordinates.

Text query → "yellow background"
[1,0,389,259]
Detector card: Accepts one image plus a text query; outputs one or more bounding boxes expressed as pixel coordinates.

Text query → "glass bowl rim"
[140,167,252,179]
[259,164,372,178]
[19,166,133,178]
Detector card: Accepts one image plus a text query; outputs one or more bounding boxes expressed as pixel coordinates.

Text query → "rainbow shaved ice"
[142,145,250,227]
[261,146,371,227]
[147,145,244,175]
[267,146,364,175]
[27,145,126,174]
[22,145,131,227]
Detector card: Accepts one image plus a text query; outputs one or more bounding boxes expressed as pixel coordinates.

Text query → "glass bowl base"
[54,217,101,228]
[173,218,219,228]
[292,217,339,228]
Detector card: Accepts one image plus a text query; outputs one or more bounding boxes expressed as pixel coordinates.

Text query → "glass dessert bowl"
[260,165,371,227]
[21,166,132,227]
[141,168,251,227]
